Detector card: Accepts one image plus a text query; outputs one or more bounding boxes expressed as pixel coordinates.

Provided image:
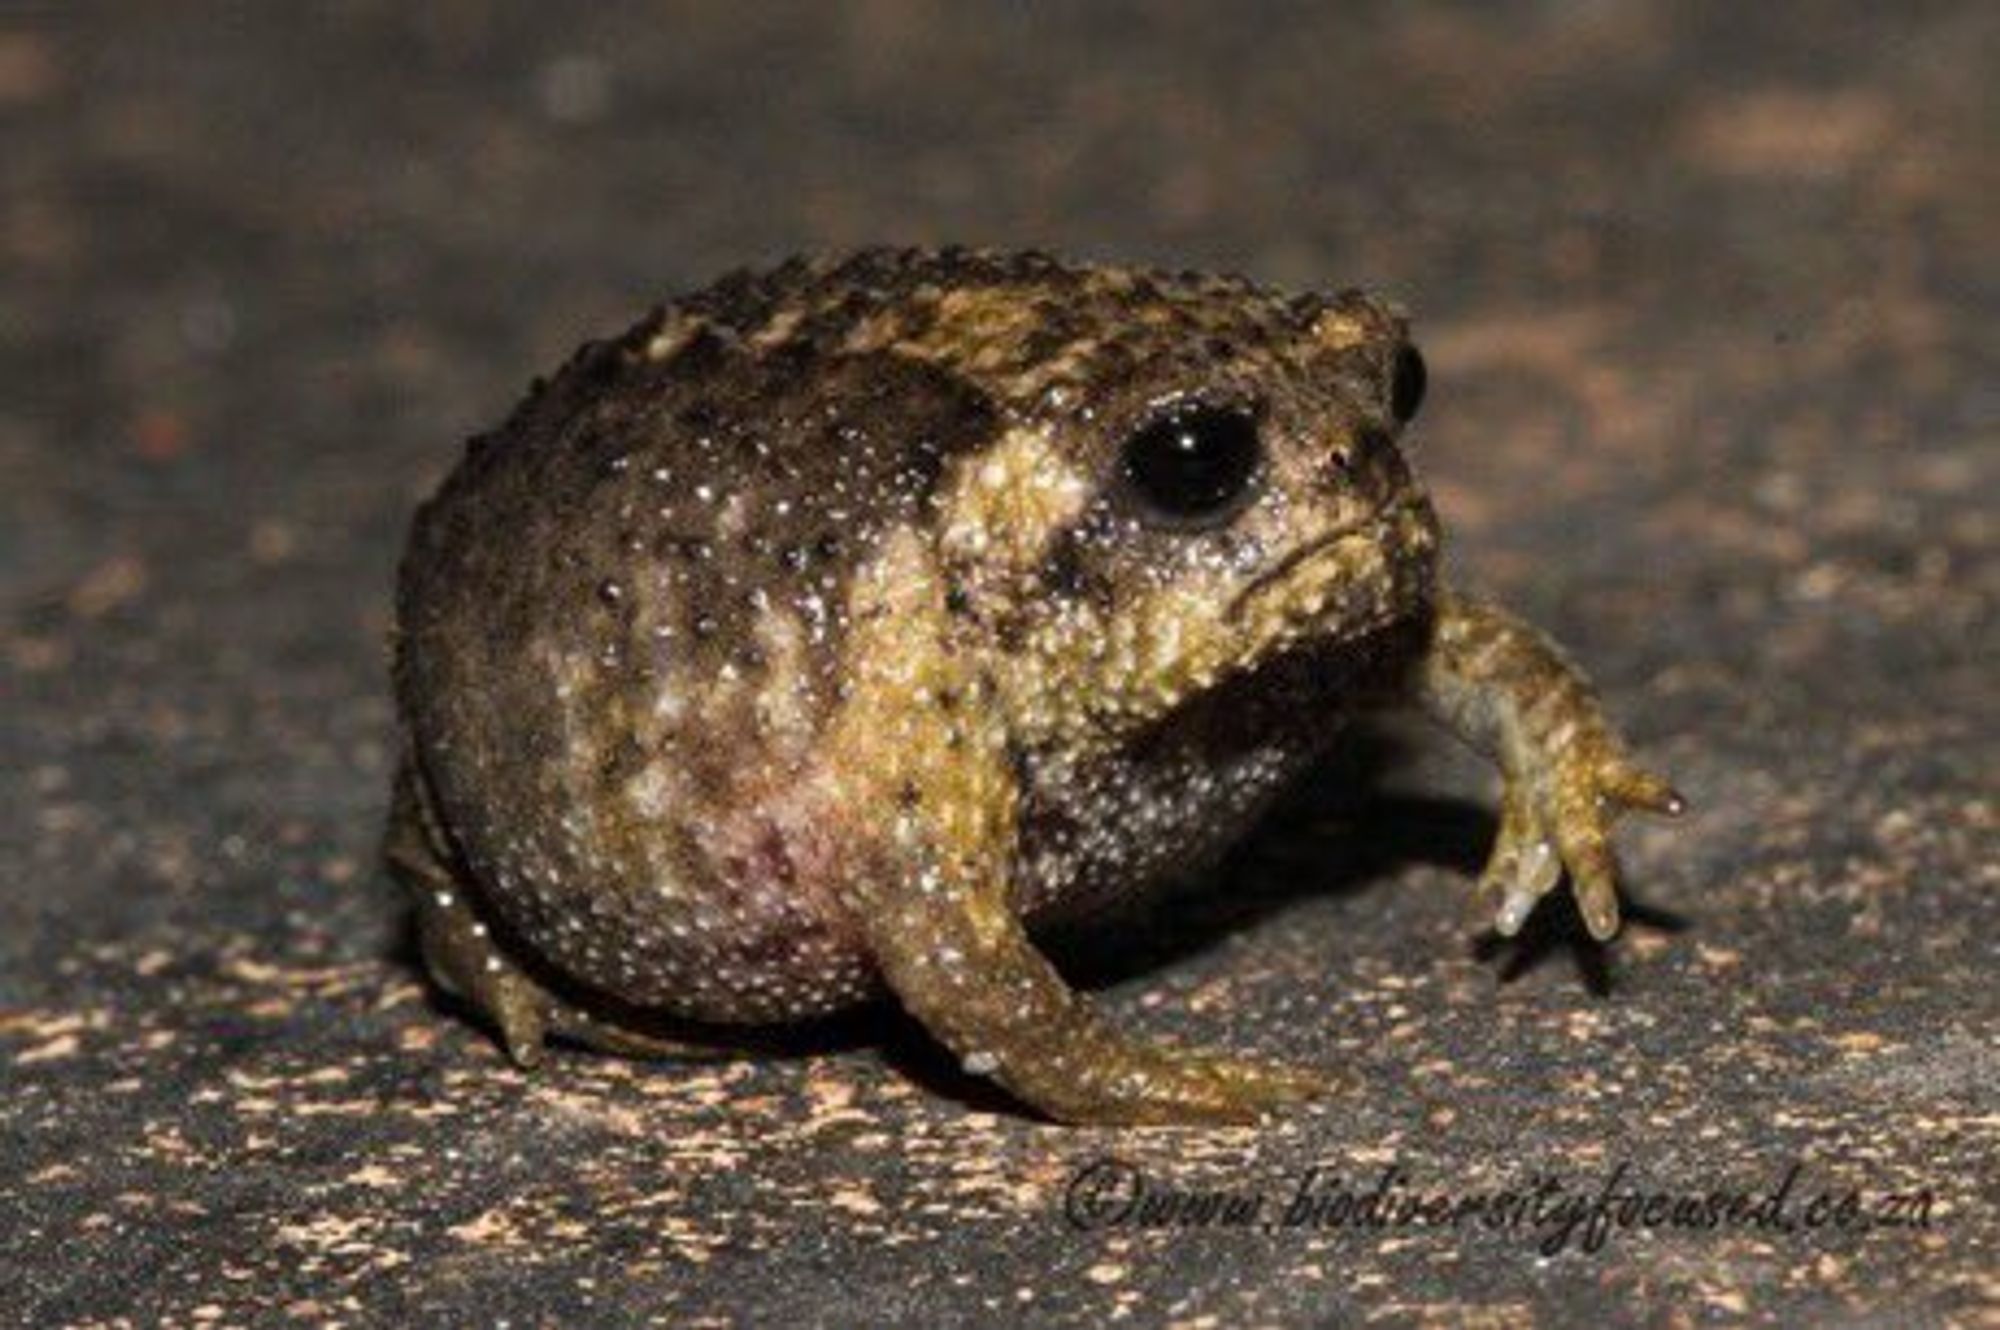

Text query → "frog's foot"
[1479,739,1684,940]
[1031,1041,1333,1127]
[1418,591,1685,942]
[386,760,723,1066]
[855,868,1333,1125]
[954,1007,1333,1127]
[407,872,552,1067]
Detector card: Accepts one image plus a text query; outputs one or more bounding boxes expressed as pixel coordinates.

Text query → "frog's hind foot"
[385,760,725,1067]
[1030,1041,1335,1127]
[854,857,1338,1125]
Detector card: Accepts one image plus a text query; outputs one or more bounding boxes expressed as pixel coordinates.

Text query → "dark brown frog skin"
[388,247,1682,1124]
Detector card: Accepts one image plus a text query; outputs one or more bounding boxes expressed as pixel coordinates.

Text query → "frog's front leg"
[843,828,1328,1125]
[1414,590,1684,940]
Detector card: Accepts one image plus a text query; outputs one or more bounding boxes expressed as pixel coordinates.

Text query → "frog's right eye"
[1118,404,1264,528]
[1390,343,1426,424]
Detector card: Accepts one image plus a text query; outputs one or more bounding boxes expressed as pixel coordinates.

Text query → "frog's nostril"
[1326,425,1388,487]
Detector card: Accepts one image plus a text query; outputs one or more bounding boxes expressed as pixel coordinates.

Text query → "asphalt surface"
[3,3,1995,1326]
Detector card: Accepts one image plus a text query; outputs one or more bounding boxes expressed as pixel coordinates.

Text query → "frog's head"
[920,261,1441,753]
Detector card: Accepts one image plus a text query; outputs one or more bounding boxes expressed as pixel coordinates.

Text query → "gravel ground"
[3,3,1994,1325]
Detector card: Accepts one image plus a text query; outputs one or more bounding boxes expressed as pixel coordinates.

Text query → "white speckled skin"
[387,247,1682,1124]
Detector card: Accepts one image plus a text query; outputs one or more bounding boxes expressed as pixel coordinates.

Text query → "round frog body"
[388,247,1682,1124]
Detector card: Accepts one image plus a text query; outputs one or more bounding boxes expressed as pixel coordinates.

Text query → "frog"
[386,246,1684,1125]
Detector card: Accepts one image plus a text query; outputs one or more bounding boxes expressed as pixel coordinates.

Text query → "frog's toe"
[1477,783,1564,937]
[1550,808,1623,941]
[1070,1047,1334,1126]
[1191,1050,1334,1109]
[487,975,553,1068]
[410,884,552,1067]
[1601,760,1688,819]
[1560,748,1688,944]
[1476,745,1683,942]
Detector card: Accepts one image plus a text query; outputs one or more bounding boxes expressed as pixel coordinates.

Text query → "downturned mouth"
[1224,501,1410,624]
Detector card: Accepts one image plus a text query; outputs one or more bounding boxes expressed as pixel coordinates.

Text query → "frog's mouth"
[1224,497,1435,631]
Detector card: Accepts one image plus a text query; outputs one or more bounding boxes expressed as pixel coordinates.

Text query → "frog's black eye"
[1119,404,1263,527]
[1390,344,1426,424]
